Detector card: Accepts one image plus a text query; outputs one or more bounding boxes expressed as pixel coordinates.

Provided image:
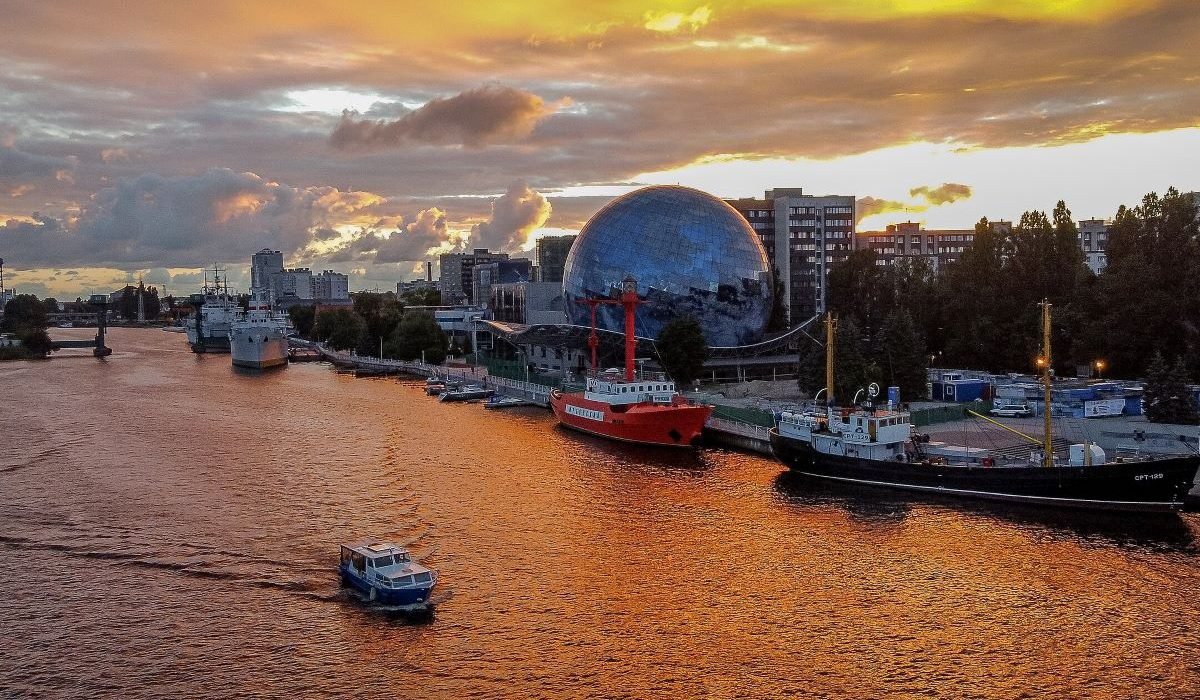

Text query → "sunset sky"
[2,0,1198,298]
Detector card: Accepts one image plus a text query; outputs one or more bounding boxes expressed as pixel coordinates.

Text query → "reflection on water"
[2,328,1200,698]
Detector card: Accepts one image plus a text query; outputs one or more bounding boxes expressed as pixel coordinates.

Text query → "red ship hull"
[549,390,714,447]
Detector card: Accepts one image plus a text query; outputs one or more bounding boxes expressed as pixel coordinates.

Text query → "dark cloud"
[910,183,972,205]
[470,183,552,252]
[0,169,384,268]
[330,85,560,149]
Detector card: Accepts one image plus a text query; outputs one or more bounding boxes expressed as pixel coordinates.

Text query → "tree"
[876,308,928,402]
[2,294,49,333]
[386,311,448,363]
[288,305,317,338]
[42,297,60,313]
[765,265,788,333]
[832,317,878,405]
[313,308,366,350]
[655,316,709,386]
[400,288,441,307]
[1144,352,1199,425]
[21,328,54,356]
[352,292,405,355]
[826,249,893,336]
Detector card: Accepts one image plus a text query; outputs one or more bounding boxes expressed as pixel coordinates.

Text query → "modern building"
[276,268,313,300]
[489,281,569,325]
[859,221,1012,272]
[439,249,508,306]
[564,185,772,346]
[1078,218,1109,274]
[397,279,438,296]
[312,270,349,300]
[534,235,577,283]
[471,258,532,306]
[727,187,856,323]
[251,249,284,293]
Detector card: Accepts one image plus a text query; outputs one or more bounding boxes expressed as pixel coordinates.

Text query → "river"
[2,328,1199,699]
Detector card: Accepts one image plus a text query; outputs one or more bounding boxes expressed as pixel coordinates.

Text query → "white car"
[990,405,1033,418]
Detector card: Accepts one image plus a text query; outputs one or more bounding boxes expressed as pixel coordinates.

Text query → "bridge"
[48,295,112,357]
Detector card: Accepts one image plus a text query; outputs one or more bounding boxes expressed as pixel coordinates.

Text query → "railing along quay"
[301,340,777,454]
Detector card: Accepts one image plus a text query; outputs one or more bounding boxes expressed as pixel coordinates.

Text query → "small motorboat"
[425,379,448,395]
[339,541,437,610]
[484,395,530,409]
[439,385,495,402]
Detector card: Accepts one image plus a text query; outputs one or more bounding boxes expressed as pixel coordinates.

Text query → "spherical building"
[562,185,773,347]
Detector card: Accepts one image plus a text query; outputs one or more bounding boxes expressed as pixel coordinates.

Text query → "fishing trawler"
[769,303,1199,512]
[549,276,712,447]
[229,289,290,370]
[186,267,238,353]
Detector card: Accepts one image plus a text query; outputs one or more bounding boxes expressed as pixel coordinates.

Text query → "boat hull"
[770,428,1199,512]
[230,328,288,370]
[550,390,713,448]
[339,567,435,608]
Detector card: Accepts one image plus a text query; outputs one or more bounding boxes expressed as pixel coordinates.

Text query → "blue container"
[888,386,900,406]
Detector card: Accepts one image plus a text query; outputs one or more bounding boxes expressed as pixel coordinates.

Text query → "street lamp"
[1094,359,1106,380]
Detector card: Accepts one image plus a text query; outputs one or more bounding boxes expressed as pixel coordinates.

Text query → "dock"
[296,339,774,454]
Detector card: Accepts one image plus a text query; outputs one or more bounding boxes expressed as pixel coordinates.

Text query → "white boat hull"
[230,327,289,369]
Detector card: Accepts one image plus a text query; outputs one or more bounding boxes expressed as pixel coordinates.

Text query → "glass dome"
[562,185,773,347]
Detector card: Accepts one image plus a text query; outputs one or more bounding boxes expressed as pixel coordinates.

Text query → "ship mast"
[1040,299,1053,468]
[582,275,642,382]
[825,312,836,420]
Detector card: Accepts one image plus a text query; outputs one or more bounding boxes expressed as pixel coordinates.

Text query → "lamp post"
[1094,359,1106,380]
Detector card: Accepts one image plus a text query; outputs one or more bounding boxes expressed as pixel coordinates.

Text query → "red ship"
[549,276,713,447]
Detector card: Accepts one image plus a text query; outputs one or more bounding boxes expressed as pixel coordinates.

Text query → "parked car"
[990,404,1033,418]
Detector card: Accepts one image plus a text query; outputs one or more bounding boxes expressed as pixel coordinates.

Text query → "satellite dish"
[868,383,880,398]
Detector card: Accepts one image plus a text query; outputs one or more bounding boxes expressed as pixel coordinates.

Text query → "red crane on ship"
[581,275,642,381]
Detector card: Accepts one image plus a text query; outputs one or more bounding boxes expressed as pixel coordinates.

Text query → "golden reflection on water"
[1,328,1198,698]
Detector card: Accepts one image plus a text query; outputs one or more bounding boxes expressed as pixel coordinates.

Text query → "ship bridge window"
[414,572,432,583]
[393,575,414,587]
[373,555,394,567]
[351,552,365,573]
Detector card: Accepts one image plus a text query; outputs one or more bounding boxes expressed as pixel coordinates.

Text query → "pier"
[48,295,112,357]
[300,339,773,452]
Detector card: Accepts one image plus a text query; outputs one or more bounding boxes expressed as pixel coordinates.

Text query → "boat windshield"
[393,575,414,587]
[371,555,394,567]
[414,572,432,583]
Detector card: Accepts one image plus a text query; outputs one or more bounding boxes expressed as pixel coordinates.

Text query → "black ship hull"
[769,428,1199,512]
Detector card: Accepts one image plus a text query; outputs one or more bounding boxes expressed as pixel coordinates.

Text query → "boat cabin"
[339,542,434,590]
[585,376,677,405]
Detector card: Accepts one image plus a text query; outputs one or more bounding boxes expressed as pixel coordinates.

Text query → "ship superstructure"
[549,276,712,447]
[229,288,289,370]
[186,267,238,353]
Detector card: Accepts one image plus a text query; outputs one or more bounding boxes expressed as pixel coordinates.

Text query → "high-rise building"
[439,249,509,305]
[276,268,313,299]
[1078,219,1109,274]
[472,258,533,306]
[727,188,855,323]
[534,235,577,283]
[860,221,1011,272]
[312,270,349,300]
[250,249,284,293]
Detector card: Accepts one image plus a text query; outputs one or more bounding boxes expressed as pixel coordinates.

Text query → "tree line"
[291,289,453,364]
[800,187,1199,411]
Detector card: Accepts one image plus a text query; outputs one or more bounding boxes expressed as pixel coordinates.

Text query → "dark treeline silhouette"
[805,188,1199,401]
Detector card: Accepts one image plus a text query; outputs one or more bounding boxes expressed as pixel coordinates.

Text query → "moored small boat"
[339,541,437,610]
[439,385,495,402]
[484,395,532,409]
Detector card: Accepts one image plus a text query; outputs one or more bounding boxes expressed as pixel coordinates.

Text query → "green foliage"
[3,294,49,332]
[118,285,161,320]
[20,328,54,356]
[314,308,367,351]
[42,297,60,313]
[876,308,928,401]
[831,317,879,404]
[288,305,317,338]
[386,311,448,364]
[655,316,709,386]
[1144,352,1200,425]
[400,288,441,307]
[1078,188,1200,380]
[352,292,405,354]
[765,265,788,333]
